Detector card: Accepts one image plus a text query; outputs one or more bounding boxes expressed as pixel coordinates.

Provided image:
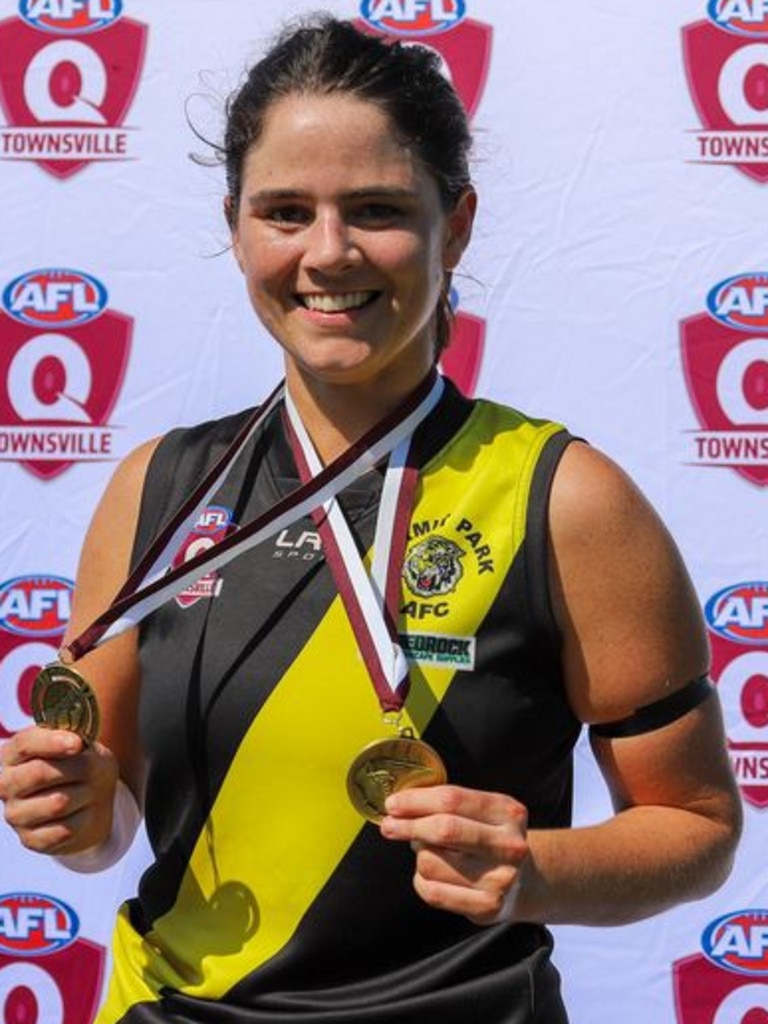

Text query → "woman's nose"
[303,210,360,272]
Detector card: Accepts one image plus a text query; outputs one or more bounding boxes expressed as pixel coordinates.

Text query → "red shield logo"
[674,952,768,1023]
[710,635,768,809]
[680,312,768,486]
[682,19,768,182]
[0,306,132,480]
[0,937,106,1024]
[0,16,147,179]
[354,18,492,118]
[441,311,485,396]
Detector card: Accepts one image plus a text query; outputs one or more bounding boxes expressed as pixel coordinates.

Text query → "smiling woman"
[0,13,741,1024]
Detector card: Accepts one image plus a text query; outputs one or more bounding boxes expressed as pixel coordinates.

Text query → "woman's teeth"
[301,291,376,312]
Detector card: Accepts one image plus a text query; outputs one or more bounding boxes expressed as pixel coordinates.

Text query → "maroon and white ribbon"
[65,371,442,663]
[285,376,443,712]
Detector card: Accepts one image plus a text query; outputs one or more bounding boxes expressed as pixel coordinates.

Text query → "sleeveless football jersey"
[97,380,580,1024]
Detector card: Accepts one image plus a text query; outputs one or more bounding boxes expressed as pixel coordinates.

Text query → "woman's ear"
[443,187,477,271]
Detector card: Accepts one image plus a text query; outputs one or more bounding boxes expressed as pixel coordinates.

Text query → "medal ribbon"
[284,379,443,713]
[65,371,442,662]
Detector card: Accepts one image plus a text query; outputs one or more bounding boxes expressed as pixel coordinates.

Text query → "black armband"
[589,674,715,739]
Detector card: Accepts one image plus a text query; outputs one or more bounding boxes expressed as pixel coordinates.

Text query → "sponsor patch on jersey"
[400,631,475,670]
[360,0,465,36]
[0,575,72,636]
[707,0,768,36]
[3,268,107,328]
[19,0,123,35]
[707,273,768,331]
[706,581,768,643]
[702,909,768,975]
[0,892,79,956]
[403,535,465,598]
[173,505,235,608]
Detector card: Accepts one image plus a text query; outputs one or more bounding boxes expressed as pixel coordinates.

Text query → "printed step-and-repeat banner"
[0,1,766,1022]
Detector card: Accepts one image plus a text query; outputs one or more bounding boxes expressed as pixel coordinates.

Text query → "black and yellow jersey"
[97,380,579,1024]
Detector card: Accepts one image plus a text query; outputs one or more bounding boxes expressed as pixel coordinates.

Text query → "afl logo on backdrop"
[683,2,768,180]
[355,1,491,119]
[0,894,78,957]
[707,0,768,36]
[0,1,147,178]
[360,0,466,36]
[0,267,132,481]
[680,277,768,486]
[3,268,107,329]
[702,910,768,975]
[706,582,768,644]
[0,576,72,638]
[19,0,123,34]
[674,910,768,1023]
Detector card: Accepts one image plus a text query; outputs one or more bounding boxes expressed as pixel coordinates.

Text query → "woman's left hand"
[380,784,529,926]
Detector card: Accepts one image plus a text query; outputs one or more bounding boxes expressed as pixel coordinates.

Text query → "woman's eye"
[267,206,310,225]
[356,203,402,224]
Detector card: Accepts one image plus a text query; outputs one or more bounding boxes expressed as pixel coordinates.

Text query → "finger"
[12,804,98,856]
[382,810,528,860]
[3,781,94,831]
[385,784,526,829]
[412,872,520,926]
[0,749,95,801]
[2,727,83,768]
[413,844,519,888]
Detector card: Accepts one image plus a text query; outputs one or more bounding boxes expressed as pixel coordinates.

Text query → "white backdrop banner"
[0,2,766,1022]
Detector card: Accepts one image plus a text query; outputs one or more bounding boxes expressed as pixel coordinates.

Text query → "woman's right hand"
[0,725,118,856]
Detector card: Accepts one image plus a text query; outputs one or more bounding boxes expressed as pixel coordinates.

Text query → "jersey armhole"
[522,430,578,647]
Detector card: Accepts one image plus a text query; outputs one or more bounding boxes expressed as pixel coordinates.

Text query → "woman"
[0,15,741,1024]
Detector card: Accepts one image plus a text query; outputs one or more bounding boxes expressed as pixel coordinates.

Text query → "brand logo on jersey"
[683,10,768,181]
[354,10,491,119]
[0,894,78,956]
[403,536,465,598]
[708,0,768,36]
[19,0,123,35]
[173,506,235,608]
[702,910,768,975]
[3,269,107,330]
[0,268,131,481]
[0,6,147,178]
[0,576,72,637]
[706,582,768,644]
[400,631,475,670]
[707,273,768,331]
[680,283,768,485]
[360,0,465,36]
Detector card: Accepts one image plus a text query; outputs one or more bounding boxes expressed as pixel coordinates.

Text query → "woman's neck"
[285,363,434,464]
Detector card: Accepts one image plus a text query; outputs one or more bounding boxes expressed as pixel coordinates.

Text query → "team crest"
[403,535,464,598]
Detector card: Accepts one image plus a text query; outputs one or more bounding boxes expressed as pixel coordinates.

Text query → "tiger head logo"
[403,536,465,598]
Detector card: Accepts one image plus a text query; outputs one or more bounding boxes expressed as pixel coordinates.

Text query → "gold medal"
[31,663,100,745]
[347,732,447,823]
